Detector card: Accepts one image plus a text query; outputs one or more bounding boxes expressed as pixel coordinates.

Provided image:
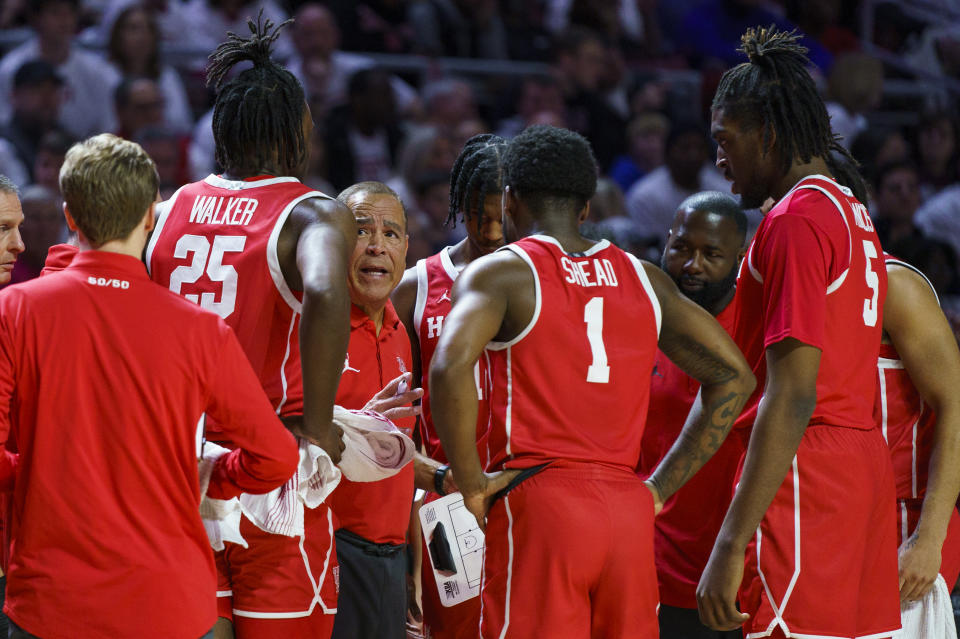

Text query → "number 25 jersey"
[147,174,331,417]
[485,235,661,472]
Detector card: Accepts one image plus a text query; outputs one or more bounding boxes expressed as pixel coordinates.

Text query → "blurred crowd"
[0,0,958,327]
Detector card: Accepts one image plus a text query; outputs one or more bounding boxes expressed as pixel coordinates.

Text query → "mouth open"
[360,266,389,277]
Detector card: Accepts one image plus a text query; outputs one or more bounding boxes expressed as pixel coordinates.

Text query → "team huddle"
[0,16,956,639]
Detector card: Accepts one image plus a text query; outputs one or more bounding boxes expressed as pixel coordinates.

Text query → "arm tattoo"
[648,389,744,502]
[662,332,739,386]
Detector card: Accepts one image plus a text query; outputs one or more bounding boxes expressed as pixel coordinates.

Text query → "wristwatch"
[434,464,450,496]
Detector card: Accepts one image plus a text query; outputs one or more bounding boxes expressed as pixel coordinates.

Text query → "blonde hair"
[59,134,158,246]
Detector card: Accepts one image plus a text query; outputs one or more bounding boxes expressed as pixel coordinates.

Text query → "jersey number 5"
[862,240,880,327]
[169,234,246,319]
[584,297,610,383]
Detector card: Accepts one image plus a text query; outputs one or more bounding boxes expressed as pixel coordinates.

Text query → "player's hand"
[897,532,941,603]
[697,542,750,631]
[643,479,663,515]
[461,469,522,532]
[281,415,346,464]
[364,372,424,421]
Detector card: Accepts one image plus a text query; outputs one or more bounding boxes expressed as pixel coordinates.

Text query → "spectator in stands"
[825,53,884,149]
[407,0,509,59]
[915,109,959,200]
[134,126,188,199]
[31,129,73,193]
[105,4,193,132]
[608,111,670,193]
[786,0,860,55]
[114,76,165,141]
[850,125,911,192]
[625,120,728,245]
[323,0,413,54]
[562,0,662,58]
[553,26,627,170]
[915,155,960,263]
[0,0,116,138]
[9,184,62,283]
[287,3,418,121]
[409,169,455,260]
[495,74,566,140]
[872,160,924,249]
[678,0,833,70]
[420,78,479,131]
[85,0,192,48]
[325,68,405,193]
[386,125,457,215]
[0,60,65,187]
[180,0,292,66]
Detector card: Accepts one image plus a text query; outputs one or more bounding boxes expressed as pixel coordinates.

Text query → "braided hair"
[447,134,507,228]
[712,26,856,175]
[207,12,307,177]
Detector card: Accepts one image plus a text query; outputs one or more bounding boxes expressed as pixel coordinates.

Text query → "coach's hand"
[364,372,424,421]
[898,532,941,603]
[461,470,522,532]
[697,542,750,631]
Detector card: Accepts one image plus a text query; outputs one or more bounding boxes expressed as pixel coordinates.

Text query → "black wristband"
[434,464,450,496]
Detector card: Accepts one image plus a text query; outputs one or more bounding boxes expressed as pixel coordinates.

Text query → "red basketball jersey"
[414,246,491,465]
[486,235,661,472]
[147,174,333,418]
[875,257,937,501]
[732,174,887,432]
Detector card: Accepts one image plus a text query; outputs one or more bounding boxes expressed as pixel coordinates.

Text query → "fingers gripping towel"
[334,406,416,482]
[198,442,246,551]
[901,574,959,639]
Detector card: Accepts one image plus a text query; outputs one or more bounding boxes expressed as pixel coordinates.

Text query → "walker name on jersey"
[188,195,258,226]
[561,257,619,288]
[87,276,130,289]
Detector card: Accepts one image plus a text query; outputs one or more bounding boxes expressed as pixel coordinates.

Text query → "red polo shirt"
[0,250,298,639]
[329,302,415,545]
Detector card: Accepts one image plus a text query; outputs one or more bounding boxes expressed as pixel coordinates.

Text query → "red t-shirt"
[486,235,661,472]
[638,301,743,608]
[328,302,415,545]
[0,251,298,639]
[875,257,937,501]
[732,175,887,432]
[147,174,335,417]
[414,246,491,466]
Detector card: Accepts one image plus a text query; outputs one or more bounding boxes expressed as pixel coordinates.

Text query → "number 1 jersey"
[485,235,661,472]
[147,174,331,417]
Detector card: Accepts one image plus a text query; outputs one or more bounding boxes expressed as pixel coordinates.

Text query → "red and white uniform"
[731,175,899,638]
[875,256,960,589]
[413,246,490,638]
[637,301,744,609]
[481,235,662,639]
[146,174,339,629]
[329,302,415,543]
[0,251,298,639]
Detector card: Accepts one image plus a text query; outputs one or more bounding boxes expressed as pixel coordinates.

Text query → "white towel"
[198,442,247,551]
[334,406,415,482]
[901,574,959,639]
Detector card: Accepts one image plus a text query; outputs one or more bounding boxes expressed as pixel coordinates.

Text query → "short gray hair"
[0,175,19,196]
[336,181,407,229]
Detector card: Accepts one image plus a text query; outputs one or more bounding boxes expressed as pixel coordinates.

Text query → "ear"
[762,123,778,158]
[62,203,78,232]
[578,201,591,225]
[143,202,156,233]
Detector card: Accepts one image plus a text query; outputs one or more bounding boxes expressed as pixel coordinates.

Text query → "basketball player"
[696,27,900,638]
[0,134,298,638]
[430,125,756,638]
[146,17,356,639]
[392,133,508,639]
[639,191,747,639]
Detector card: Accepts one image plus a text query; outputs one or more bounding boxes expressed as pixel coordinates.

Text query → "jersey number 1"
[169,234,246,319]
[584,297,610,383]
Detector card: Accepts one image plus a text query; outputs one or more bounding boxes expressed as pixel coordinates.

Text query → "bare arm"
[698,337,820,630]
[886,264,960,601]
[278,197,356,463]
[644,264,756,507]
[429,253,527,526]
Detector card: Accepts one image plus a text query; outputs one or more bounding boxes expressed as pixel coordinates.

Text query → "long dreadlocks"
[447,134,508,229]
[712,26,856,175]
[206,12,307,177]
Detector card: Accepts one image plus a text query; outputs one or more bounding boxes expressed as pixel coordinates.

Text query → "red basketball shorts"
[897,498,960,591]
[216,503,338,638]
[480,463,659,639]
[739,425,901,638]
